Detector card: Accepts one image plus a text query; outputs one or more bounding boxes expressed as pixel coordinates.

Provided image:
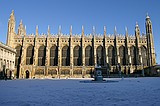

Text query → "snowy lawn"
[0,77,160,106]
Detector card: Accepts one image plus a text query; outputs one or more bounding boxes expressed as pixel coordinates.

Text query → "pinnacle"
[48,25,50,31]
[82,25,84,30]
[20,20,23,24]
[125,26,127,31]
[104,26,106,33]
[114,26,117,35]
[10,10,15,20]
[146,12,150,19]
[136,22,139,27]
[82,25,84,32]
[125,26,128,37]
[48,25,50,35]
[11,10,14,15]
[70,25,72,32]
[104,26,106,31]
[36,25,38,29]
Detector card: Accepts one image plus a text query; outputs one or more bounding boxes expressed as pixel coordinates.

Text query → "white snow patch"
[0,77,160,106]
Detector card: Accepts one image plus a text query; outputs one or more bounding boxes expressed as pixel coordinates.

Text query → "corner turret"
[6,10,16,46]
[145,14,156,66]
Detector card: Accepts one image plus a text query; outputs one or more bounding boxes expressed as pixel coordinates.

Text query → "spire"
[47,25,50,36]
[20,19,22,25]
[104,26,106,37]
[146,12,150,19]
[92,26,95,36]
[18,20,25,36]
[70,25,72,37]
[58,25,61,36]
[135,22,139,30]
[136,21,139,27]
[36,25,38,37]
[114,26,117,36]
[9,10,15,20]
[125,26,128,37]
[145,13,152,34]
[7,10,16,46]
[82,25,84,37]
[8,10,16,34]
[11,10,14,15]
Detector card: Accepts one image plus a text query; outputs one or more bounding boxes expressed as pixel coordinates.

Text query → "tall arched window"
[85,45,93,66]
[141,46,147,66]
[96,45,104,66]
[26,45,34,65]
[73,45,82,66]
[62,46,70,66]
[50,46,58,66]
[130,46,136,65]
[38,46,46,66]
[108,45,115,65]
[15,46,22,66]
[119,46,125,65]
[15,45,22,78]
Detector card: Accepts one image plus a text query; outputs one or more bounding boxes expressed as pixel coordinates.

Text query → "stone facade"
[6,10,156,79]
[0,42,16,79]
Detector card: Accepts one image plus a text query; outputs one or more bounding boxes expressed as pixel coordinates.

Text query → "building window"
[15,46,22,66]
[119,46,125,65]
[73,46,82,66]
[50,46,58,66]
[38,46,46,66]
[26,45,34,65]
[130,46,136,65]
[141,46,147,66]
[108,45,115,66]
[62,46,70,66]
[85,45,93,66]
[96,46,104,66]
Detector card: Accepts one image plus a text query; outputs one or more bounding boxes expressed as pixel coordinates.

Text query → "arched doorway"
[26,70,30,79]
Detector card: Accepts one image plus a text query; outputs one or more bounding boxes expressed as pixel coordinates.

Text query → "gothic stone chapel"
[6,10,156,79]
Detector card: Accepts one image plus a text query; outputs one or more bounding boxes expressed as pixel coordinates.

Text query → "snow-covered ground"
[0,77,160,106]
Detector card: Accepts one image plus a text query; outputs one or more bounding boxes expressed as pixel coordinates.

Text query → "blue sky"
[0,0,160,64]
